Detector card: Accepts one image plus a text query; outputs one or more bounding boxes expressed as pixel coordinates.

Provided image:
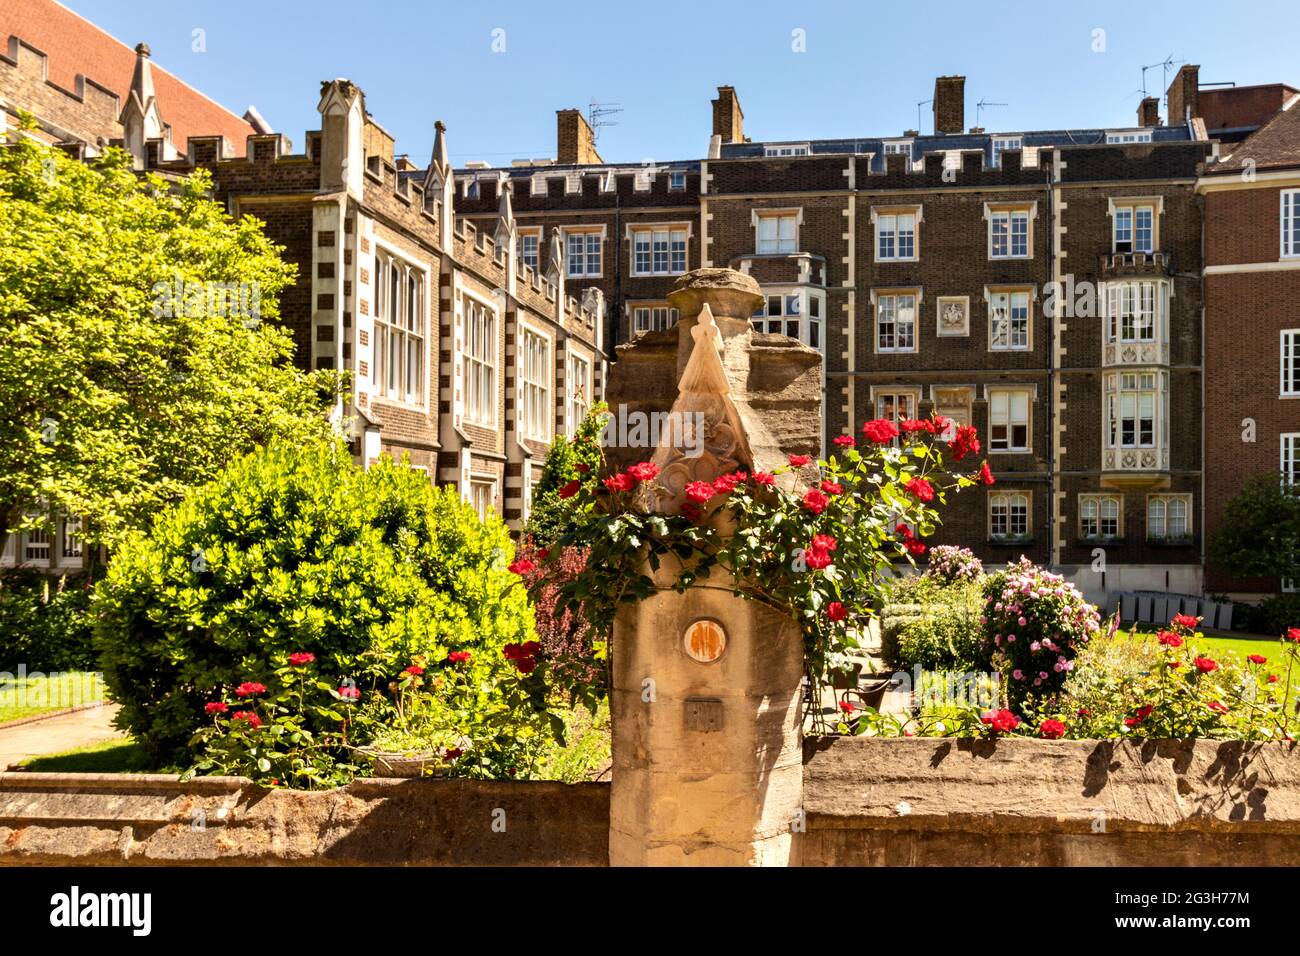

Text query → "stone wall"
[7,738,1300,866]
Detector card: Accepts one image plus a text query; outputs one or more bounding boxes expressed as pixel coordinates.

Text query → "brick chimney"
[712,86,745,144]
[556,109,603,165]
[933,75,965,135]
[1138,96,1162,128]
[1166,64,1200,126]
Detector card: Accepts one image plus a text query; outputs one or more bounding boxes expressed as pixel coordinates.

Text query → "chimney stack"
[712,86,745,144]
[556,109,603,165]
[933,75,965,135]
[1138,96,1162,128]
[1166,64,1200,126]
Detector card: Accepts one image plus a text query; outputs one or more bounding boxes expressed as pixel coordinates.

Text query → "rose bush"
[923,545,983,584]
[528,414,993,708]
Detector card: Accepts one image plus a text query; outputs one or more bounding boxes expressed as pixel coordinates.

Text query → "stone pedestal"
[609,569,805,866]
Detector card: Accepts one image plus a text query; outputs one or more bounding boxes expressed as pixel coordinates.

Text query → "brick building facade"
[4,2,1298,607]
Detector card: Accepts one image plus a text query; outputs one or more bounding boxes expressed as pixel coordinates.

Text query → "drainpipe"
[1045,164,1057,571]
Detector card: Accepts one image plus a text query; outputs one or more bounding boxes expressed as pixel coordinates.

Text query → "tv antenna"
[588,100,623,142]
[1140,55,1180,103]
[976,98,1007,129]
[916,98,932,132]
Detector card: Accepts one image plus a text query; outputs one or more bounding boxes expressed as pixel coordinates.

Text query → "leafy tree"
[1209,473,1300,588]
[0,117,337,548]
[523,402,607,546]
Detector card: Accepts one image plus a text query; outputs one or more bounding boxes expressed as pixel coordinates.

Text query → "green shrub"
[1250,594,1300,638]
[0,568,97,671]
[523,403,606,547]
[880,575,987,671]
[93,441,537,766]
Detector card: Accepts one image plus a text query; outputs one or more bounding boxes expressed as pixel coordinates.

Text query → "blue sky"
[65,0,1299,167]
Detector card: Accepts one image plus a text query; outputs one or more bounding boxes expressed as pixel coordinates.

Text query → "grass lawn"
[1126,623,1300,709]
[0,671,105,724]
[17,739,166,774]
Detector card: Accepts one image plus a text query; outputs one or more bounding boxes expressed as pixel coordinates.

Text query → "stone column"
[606,269,815,866]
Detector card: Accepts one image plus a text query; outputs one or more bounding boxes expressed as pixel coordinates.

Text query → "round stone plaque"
[683,619,727,663]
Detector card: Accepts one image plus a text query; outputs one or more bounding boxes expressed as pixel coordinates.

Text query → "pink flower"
[338,684,361,700]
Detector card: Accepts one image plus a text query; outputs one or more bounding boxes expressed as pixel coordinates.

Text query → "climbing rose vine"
[520,412,993,689]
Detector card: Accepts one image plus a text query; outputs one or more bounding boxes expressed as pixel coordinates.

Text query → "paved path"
[0,704,123,769]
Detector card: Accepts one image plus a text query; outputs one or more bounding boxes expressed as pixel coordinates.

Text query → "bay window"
[1108,372,1156,448]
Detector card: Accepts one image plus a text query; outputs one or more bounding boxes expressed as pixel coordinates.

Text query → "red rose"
[827,601,847,622]
[906,539,927,556]
[1171,613,1199,630]
[862,418,900,444]
[904,477,935,502]
[802,489,830,515]
[508,558,536,575]
[1269,674,1281,683]
[832,434,856,447]
[288,652,315,666]
[805,546,834,570]
[753,471,776,486]
[811,533,838,552]
[895,523,914,538]
[443,747,464,761]
[404,664,425,676]
[1039,718,1067,740]
[899,419,929,434]
[713,472,745,495]
[681,502,702,522]
[1156,630,1183,648]
[1194,657,1218,673]
[1248,654,1267,665]
[575,462,590,474]
[205,702,229,714]
[447,651,471,664]
[603,472,635,493]
[1286,628,1300,643]
[981,709,1019,734]
[788,454,812,468]
[558,479,581,499]
[628,462,660,482]
[839,700,857,714]
[820,480,843,496]
[685,480,716,504]
[1208,701,1229,714]
[232,710,262,728]
[977,462,995,486]
[950,425,981,461]
[514,657,537,674]
[929,415,950,435]
[235,682,266,698]
[338,684,361,700]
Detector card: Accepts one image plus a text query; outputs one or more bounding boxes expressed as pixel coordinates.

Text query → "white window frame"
[564,228,604,278]
[1283,433,1300,484]
[60,515,84,559]
[669,170,687,191]
[629,224,690,277]
[632,304,679,334]
[463,293,497,427]
[1106,129,1153,144]
[873,388,922,448]
[988,388,1032,453]
[881,139,914,158]
[1079,494,1122,540]
[764,144,810,157]
[751,288,824,349]
[567,349,592,433]
[873,207,920,262]
[519,324,552,442]
[1147,494,1192,540]
[753,209,800,255]
[1106,371,1158,450]
[1282,331,1300,397]
[1105,281,1160,344]
[874,291,918,353]
[990,492,1031,539]
[1283,189,1300,259]
[373,248,427,407]
[516,228,541,271]
[470,476,498,521]
[22,526,51,563]
[991,136,1022,168]
[1111,201,1156,254]
[987,205,1032,259]
[988,288,1031,351]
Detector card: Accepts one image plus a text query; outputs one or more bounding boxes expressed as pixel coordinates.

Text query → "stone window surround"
[870,287,923,355]
[1146,493,1192,540]
[469,473,498,520]
[984,284,1036,352]
[983,383,1036,454]
[561,225,607,279]
[983,200,1037,260]
[870,204,923,263]
[1107,195,1164,254]
[1079,493,1124,540]
[625,221,693,277]
[751,207,803,255]
[989,489,1032,539]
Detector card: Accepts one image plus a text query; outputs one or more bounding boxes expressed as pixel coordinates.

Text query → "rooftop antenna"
[916,98,932,132]
[1140,55,1179,104]
[975,98,1007,129]
[588,100,623,142]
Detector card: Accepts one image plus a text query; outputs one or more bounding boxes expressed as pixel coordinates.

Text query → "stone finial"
[641,303,753,515]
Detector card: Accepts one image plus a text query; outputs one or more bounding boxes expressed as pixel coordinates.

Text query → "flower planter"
[830,663,863,690]
[356,747,451,779]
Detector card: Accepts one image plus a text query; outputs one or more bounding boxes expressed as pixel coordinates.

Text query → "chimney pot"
[1166,64,1200,126]
[1138,96,1162,128]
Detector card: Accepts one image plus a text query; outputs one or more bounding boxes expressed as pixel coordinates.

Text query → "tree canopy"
[0,119,338,545]
[1209,473,1300,588]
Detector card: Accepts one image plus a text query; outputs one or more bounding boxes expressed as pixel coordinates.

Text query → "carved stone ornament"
[638,303,754,514]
